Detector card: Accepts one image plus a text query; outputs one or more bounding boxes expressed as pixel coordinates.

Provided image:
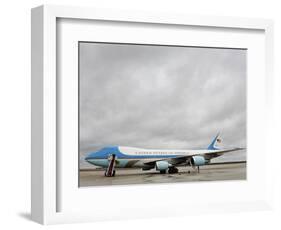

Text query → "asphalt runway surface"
[79,162,246,187]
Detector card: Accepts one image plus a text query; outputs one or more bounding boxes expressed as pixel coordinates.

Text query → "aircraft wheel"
[160,170,166,174]
[168,167,178,174]
[112,170,116,177]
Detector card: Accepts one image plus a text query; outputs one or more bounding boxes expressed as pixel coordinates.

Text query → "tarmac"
[79,161,246,187]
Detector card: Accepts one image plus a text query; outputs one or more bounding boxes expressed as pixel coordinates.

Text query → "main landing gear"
[168,167,179,174]
[159,167,179,174]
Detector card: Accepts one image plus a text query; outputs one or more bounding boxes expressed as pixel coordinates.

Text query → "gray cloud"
[79,42,246,164]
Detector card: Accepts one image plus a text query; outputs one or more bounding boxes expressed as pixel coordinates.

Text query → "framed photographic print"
[31,5,274,224]
[78,41,247,186]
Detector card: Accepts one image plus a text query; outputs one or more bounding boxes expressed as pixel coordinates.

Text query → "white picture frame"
[31,5,274,225]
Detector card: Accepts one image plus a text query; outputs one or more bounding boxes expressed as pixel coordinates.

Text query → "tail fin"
[207,133,221,150]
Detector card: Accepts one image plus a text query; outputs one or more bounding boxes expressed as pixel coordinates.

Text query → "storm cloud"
[79,42,246,164]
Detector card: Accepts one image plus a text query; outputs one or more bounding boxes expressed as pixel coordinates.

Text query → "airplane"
[85,133,244,177]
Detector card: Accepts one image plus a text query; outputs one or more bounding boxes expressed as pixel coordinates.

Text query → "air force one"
[85,134,244,177]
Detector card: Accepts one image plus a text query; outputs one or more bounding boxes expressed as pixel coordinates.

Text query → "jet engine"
[155,161,169,171]
[191,156,207,166]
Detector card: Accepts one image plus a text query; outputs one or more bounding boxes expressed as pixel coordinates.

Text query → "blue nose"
[85,152,96,161]
[85,156,90,161]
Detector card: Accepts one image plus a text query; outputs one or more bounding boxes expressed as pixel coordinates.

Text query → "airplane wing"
[201,147,244,160]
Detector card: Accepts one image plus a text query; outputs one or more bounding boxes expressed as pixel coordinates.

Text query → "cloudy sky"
[79,42,247,165]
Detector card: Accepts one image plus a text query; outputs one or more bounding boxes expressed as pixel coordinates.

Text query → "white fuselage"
[85,146,225,169]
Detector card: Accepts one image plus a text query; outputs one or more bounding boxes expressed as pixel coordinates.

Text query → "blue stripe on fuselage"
[85,146,180,160]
